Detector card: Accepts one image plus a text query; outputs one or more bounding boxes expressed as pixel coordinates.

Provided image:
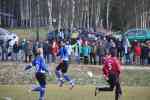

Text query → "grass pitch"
[0,85,150,100]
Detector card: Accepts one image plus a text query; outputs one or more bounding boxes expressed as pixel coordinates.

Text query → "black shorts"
[35,72,46,88]
[56,61,68,73]
[107,72,122,94]
[107,73,118,87]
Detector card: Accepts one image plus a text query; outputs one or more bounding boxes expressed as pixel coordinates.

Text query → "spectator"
[97,41,106,65]
[116,38,123,61]
[148,44,150,64]
[65,41,72,61]
[82,41,90,64]
[72,42,81,64]
[43,40,50,63]
[13,41,20,61]
[1,41,7,61]
[58,29,65,40]
[33,41,40,57]
[51,40,59,63]
[19,39,27,62]
[90,42,97,65]
[141,43,149,65]
[25,41,33,63]
[134,42,141,65]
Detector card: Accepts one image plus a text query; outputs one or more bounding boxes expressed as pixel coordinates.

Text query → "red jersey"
[52,41,59,56]
[103,57,121,78]
[134,46,141,56]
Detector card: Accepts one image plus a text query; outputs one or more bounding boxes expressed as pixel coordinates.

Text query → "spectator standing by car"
[148,43,150,64]
[19,39,27,62]
[141,43,149,65]
[13,41,20,62]
[25,41,33,63]
[1,40,7,61]
[134,42,141,65]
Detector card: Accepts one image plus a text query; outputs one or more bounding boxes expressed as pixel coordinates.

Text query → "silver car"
[0,28,18,43]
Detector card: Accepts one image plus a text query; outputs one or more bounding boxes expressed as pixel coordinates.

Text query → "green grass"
[0,85,150,100]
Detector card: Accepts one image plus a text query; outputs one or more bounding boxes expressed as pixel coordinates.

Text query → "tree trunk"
[36,0,40,41]
[70,0,75,31]
[106,0,111,30]
[58,0,63,32]
[47,0,53,32]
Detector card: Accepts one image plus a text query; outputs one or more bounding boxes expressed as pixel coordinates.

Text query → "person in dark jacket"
[43,40,50,63]
[25,41,33,63]
[90,42,97,65]
[13,41,20,61]
[97,41,106,65]
[141,43,149,65]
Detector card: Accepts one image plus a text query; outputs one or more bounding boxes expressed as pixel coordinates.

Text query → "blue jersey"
[58,47,69,61]
[32,55,48,73]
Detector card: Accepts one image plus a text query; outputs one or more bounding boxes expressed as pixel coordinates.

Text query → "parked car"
[124,28,150,41]
[0,28,19,46]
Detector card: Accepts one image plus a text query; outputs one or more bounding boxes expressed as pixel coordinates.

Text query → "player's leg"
[55,63,62,80]
[115,77,122,100]
[62,61,75,89]
[38,73,46,100]
[55,63,64,86]
[95,73,116,96]
[33,72,46,100]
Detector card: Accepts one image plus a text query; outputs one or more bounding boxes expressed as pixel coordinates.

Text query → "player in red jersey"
[95,51,122,100]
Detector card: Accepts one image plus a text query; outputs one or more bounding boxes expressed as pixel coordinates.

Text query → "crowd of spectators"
[0,30,150,65]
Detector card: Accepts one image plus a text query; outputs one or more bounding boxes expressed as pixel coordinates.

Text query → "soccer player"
[25,48,49,100]
[95,51,122,100]
[55,42,75,89]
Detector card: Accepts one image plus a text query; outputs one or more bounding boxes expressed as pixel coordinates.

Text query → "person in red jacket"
[134,42,141,64]
[51,40,59,62]
[95,51,122,100]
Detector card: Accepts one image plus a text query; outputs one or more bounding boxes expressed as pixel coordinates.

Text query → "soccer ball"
[87,71,93,78]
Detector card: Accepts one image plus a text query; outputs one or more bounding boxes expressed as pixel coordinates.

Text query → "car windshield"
[127,29,147,36]
[0,28,10,35]
[136,30,147,35]
[127,30,136,36]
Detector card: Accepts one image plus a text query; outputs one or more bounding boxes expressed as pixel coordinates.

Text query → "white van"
[0,28,18,46]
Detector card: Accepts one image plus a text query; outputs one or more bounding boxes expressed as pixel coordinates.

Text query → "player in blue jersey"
[55,42,75,89]
[25,48,50,100]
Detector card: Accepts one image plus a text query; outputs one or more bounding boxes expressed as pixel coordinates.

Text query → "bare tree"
[58,0,63,32]
[47,0,53,32]
[106,0,111,30]
[70,0,75,31]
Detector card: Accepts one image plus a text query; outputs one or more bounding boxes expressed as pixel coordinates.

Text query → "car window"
[0,30,5,35]
[0,32,5,35]
[136,30,147,35]
[127,30,137,36]
[127,30,147,36]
